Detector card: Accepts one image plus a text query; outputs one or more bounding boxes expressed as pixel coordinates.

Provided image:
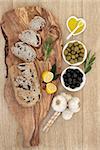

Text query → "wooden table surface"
[0,0,100,150]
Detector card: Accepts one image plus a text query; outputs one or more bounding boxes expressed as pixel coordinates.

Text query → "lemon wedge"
[42,71,54,83]
[46,83,57,94]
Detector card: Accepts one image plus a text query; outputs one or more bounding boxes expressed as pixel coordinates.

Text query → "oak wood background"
[0,0,100,150]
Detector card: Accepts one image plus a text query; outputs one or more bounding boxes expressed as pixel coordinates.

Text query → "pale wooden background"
[0,0,100,150]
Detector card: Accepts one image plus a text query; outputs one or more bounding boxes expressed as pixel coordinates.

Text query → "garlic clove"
[52,95,67,112]
[68,97,80,113]
[71,97,80,104]
[62,108,73,120]
[69,105,80,113]
[73,107,80,113]
[60,92,72,101]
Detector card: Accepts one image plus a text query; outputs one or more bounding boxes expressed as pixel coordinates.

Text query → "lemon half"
[46,83,57,94]
[42,71,54,83]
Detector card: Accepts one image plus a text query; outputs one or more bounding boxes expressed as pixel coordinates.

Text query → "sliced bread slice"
[29,16,46,31]
[11,42,36,62]
[19,30,41,47]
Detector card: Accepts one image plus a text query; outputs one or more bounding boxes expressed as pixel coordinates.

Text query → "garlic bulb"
[60,92,72,101]
[68,97,80,113]
[62,109,73,120]
[52,95,67,112]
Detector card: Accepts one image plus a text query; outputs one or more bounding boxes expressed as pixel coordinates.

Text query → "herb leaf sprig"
[84,50,96,74]
[50,64,60,80]
[43,37,53,60]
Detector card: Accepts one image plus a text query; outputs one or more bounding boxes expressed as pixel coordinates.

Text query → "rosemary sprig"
[43,37,53,60]
[84,50,96,74]
[50,64,60,80]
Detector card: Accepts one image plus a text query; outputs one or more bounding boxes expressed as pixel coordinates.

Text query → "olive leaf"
[50,64,60,80]
[84,50,96,74]
[50,64,56,74]
[43,37,53,60]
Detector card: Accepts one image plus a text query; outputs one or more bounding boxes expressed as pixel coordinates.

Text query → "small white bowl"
[61,66,86,92]
[62,40,87,66]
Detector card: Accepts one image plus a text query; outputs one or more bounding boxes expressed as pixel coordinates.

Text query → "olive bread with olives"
[19,30,41,47]
[11,42,36,62]
[29,16,46,31]
[9,62,41,107]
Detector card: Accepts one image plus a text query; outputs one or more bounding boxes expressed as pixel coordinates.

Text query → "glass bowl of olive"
[61,66,86,92]
[62,40,87,66]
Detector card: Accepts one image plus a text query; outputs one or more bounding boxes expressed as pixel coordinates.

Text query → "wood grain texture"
[0,0,100,150]
[2,5,62,147]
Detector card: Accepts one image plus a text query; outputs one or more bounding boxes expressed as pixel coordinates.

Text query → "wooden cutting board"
[1,6,62,147]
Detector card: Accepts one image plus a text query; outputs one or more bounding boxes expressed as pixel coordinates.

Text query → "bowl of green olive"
[62,40,87,66]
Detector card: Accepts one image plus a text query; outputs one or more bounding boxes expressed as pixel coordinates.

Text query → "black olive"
[73,73,77,78]
[78,77,82,82]
[68,78,72,83]
[66,69,72,73]
[65,83,69,87]
[21,70,25,72]
[64,78,68,82]
[31,74,34,78]
[75,69,80,74]
[66,73,71,78]
[76,83,80,87]
[70,85,76,89]
[19,64,25,67]
[27,100,30,103]
[79,72,83,78]
[38,94,40,99]
[27,85,31,90]
[73,78,77,85]
[63,74,67,79]
[70,70,74,75]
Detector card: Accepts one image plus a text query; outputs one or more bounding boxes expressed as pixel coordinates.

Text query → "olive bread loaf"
[9,62,41,107]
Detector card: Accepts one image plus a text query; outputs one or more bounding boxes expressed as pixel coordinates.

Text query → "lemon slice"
[46,83,57,94]
[42,71,54,83]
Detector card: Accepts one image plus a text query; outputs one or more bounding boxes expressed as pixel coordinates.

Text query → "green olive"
[78,57,83,62]
[71,51,76,54]
[77,50,81,53]
[74,59,78,63]
[79,53,84,57]
[68,53,71,56]
[79,44,83,49]
[74,46,79,52]
[71,46,75,51]
[75,54,79,58]
[67,47,71,52]
[64,50,68,55]
[80,48,85,53]
[74,42,79,46]
[71,55,76,59]
[68,43,73,48]
[66,55,71,61]
[70,59,75,64]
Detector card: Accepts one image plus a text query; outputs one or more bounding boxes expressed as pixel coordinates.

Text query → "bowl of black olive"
[61,66,86,92]
[62,40,87,66]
